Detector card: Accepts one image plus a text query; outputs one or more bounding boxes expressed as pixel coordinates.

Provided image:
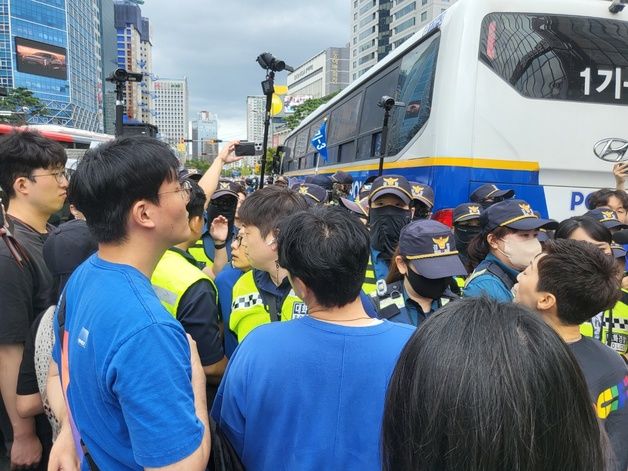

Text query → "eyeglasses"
[234,234,244,247]
[158,180,192,201]
[30,169,68,184]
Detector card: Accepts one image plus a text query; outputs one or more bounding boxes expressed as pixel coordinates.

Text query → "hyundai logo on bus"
[593,138,628,163]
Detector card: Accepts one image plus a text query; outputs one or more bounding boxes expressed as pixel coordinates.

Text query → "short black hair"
[0,131,67,199]
[383,297,607,471]
[554,216,611,244]
[278,206,370,308]
[537,239,620,325]
[587,188,628,211]
[70,136,179,243]
[186,179,206,220]
[238,186,308,238]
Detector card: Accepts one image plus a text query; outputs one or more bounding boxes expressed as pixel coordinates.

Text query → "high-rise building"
[153,78,188,147]
[350,0,392,81]
[99,0,118,135]
[0,0,105,130]
[287,47,350,99]
[188,111,218,162]
[389,0,456,50]
[114,1,154,125]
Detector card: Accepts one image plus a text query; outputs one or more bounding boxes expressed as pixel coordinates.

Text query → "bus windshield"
[479,13,628,105]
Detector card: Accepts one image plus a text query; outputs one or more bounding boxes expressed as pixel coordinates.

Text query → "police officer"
[584,207,628,233]
[330,171,353,205]
[291,182,328,206]
[409,182,434,220]
[370,220,467,327]
[452,203,483,269]
[470,183,514,209]
[368,174,413,281]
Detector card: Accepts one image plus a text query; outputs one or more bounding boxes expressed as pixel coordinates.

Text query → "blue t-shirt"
[215,265,244,358]
[52,255,204,470]
[212,316,414,471]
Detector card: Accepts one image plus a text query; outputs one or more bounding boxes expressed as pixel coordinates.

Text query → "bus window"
[359,67,400,134]
[338,140,356,163]
[388,33,440,156]
[294,129,309,159]
[479,14,628,105]
[328,93,363,145]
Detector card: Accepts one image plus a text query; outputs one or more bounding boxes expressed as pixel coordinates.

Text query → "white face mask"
[500,237,542,270]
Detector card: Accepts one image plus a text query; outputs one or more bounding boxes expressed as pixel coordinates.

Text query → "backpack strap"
[484,261,516,291]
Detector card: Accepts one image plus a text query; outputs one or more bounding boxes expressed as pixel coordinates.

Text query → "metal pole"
[115,82,124,138]
[258,71,274,189]
[378,108,391,176]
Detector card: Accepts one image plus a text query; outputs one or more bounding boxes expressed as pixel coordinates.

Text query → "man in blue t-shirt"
[212,206,414,471]
[47,137,236,470]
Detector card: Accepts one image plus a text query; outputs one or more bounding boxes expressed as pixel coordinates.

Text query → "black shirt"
[569,337,628,471]
[0,217,53,344]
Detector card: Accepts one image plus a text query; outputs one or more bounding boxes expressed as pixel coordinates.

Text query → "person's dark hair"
[69,136,179,243]
[467,226,515,269]
[586,188,628,211]
[278,206,370,308]
[238,186,308,238]
[186,179,206,220]
[538,239,620,325]
[386,247,412,284]
[554,216,612,244]
[382,297,608,471]
[0,131,67,199]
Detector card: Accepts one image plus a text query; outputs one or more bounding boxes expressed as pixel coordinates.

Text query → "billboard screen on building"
[15,37,67,80]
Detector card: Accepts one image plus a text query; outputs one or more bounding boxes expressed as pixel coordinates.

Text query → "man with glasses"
[0,130,68,470]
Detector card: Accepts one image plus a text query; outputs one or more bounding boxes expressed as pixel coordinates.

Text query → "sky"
[140,0,351,141]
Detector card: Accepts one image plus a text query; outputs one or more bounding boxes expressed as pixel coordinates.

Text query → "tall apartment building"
[287,46,350,99]
[0,0,107,131]
[188,111,218,162]
[350,0,456,80]
[153,78,188,146]
[100,0,118,134]
[114,1,154,125]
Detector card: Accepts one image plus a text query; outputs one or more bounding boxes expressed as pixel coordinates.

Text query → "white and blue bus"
[282,0,628,222]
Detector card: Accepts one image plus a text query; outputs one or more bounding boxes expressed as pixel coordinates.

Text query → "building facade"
[153,77,188,147]
[188,110,218,162]
[350,0,392,81]
[286,46,350,99]
[0,0,105,131]
[114,0,154,125]
[99,0,117,134]
[389,0,456,50]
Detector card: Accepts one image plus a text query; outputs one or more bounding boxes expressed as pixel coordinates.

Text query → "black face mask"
[406,269,450,300]
[454,225,481,259]
[412,202,431,220]
[206,196,237,239]
[369,206,411,260]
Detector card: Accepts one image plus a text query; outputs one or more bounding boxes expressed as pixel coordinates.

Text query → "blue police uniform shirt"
[215,265,244,358]
[464,253,519,302]
[52,255,204,470]
[211,316,414,471]
[370,248,390,282]
[398,285,440,327]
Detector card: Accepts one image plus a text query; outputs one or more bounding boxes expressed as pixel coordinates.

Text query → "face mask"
[412,202,431,221]
[454,226,481,257]
[206,197,237,238]
[500,236,542,270]
[406,269,450,299]
[369,206,411,260]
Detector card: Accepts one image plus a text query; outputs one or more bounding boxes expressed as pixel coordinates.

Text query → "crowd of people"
[0,131,626,471]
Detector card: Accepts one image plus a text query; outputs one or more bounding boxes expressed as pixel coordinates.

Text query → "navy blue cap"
[470,183,515,203]
[331,171,353,185]
[398,220,467,279]
[584,208,628,230]
[453,202,483,223]
[368,175,412,205]
[305,174,333,190]
[212,180,239,200]
[339,196,369,219]
[409,182,434,208]
[292,183,328,206]
[481,199,558,231]
[611,243,626,259]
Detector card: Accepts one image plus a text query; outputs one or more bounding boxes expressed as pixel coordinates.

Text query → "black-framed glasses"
[234,234,244,247]
[158,180,192,201]
[30,169,68,184]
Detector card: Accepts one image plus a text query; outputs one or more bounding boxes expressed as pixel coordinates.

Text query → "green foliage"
[0,87,48,125]
[284,91,340,130]
[186,159,210,173]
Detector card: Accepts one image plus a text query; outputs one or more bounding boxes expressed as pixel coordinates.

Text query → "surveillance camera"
[378,96,396,109]
[609,0,627,13]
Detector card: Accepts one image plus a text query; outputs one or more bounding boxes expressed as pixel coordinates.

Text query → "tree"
[0,87,48,125]
[185,159,210,173]
[284,91,340,130]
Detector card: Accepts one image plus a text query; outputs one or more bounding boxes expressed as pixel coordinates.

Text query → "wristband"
[214,241,227,249]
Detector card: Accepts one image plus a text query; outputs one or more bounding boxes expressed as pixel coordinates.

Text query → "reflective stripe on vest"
[362,256,377,295]
[229,270,307,342]
[188,241,214,270]
[151,249,216,318]
[580,289,628,355]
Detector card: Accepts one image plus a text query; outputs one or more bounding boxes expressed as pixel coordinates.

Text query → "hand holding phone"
[234,142,256,156]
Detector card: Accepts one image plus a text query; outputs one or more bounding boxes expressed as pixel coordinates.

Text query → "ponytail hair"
[467,226,516,270]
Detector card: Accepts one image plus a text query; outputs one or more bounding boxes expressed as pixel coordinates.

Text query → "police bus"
[281,0,628,222]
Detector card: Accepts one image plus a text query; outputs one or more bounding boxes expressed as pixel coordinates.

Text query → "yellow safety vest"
[188,240,214,271]
[362,256,377,296]
[151,248,217,318]
[580,289,628,356]
[229,270,307,343]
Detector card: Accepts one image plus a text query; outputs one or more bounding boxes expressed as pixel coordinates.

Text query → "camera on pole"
[377,96,405,176]
[255,53,294,189]
[106,68,144,137]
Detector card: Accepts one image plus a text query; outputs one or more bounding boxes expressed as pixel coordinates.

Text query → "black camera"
[256,53,294,73]
[107,68,144,84]
[235,142,256,157]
